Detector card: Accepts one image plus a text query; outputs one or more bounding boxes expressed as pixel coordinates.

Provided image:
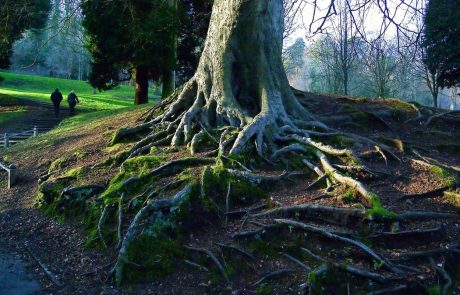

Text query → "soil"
[0,92,459,294]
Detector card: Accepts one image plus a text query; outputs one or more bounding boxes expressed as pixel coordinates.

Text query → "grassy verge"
[0,71,160,111]
[2,104,150,161]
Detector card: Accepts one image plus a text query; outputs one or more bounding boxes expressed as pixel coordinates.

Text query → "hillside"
[0,90,459,294]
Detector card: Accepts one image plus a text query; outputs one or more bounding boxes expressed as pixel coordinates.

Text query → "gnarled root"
[301,247,389,283]
[273,219,400,273]
[112,185,192,286]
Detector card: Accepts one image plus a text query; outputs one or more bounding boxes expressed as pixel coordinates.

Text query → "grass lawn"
[0,108,28,125]
[0,71,159,111]
[2,103,151,161]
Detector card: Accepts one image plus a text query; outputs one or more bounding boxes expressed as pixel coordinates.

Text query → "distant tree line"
[10,0,89,81]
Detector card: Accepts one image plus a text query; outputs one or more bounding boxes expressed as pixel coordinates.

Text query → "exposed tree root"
[26,245,64,287]
[366,285,408,295]
[253,203,458,223]
[274,219,399,273]
[424,111,458,128]
[392,245,460,261]
[368,226,445,248]
[112,185,192,286]
[252,269,295,286]
[184,259,209,272]
[281,252,311,271]
[429,258,452,295]
[98,205,110,249]
[215,242,255,260]
[109,121,154,146]
[314,150,377,208]
[145,157,215,178]
[301,247,389,283]
[116,193,125,249]
[399,186,450,201]
[225,169,304,186]
[184,246,230,283]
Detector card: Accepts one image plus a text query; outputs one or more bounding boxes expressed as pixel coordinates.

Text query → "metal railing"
[1,126,38,149]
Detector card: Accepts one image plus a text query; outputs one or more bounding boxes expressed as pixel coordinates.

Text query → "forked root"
[112,185,192,286]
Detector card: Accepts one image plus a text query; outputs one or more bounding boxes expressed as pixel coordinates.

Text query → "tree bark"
[162,69,176,99]
[162,0,178,100]
[160,0,313,154]
[135,65,149,105]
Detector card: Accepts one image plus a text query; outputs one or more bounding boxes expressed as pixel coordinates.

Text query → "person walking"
[67,90,80,116]
[50,89,63,118]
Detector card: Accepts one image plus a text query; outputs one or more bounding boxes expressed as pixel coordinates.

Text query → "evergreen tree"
[82,0,211,104]
[423,0,460,88]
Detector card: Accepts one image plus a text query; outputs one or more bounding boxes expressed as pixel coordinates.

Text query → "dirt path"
[0,244,41,295]
[0,98,73,147]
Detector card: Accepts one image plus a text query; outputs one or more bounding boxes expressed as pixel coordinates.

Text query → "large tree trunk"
[158,0,312,154]
[135,66,149,105]
[161,0,178,100]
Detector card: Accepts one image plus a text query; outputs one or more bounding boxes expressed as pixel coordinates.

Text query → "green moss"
[123,233,185,283]
[104,143,125,153]
[94,150,130,169]
[386,98,417,112]
[430,165,456,189]
[100,155,166,203]
[367,193,397,220]
[122,155,166,174]
[48,156,71,174]
[63,166,85,179]
[444,191,460,208]
[425,285,441,295]
[342,189,357,204]
[73,151,89,160]
[203,165,268,206]
[256,285,275,295]
[246,239,278,258]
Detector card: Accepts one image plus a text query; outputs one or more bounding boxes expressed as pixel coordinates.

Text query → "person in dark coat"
[50,89,63,117]
[67,90,80,116]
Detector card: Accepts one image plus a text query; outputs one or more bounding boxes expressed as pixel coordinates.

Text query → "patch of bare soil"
[1,93,459,294]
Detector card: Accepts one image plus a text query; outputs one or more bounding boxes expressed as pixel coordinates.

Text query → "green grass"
[0,71,159,111]
[0,108,27,125]
[2,103,151,162]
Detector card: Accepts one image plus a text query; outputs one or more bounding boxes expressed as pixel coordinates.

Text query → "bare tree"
[361,37,399,98]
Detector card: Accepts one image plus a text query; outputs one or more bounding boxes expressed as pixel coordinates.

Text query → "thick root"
[112,185,192,286]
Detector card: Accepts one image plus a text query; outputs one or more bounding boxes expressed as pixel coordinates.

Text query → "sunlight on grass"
[0,71,159,111]
[0,109,28,125]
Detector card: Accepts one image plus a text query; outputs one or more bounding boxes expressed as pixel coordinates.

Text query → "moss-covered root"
[112,185,192,286]
[314,150,378,208]
[109,121,153,146]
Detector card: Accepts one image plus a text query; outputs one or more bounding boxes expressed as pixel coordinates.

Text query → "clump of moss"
[73,151,89,160]
[429,165,456,189]
[342,189,358,204]
[385,98,417,112]
[367,193,396,220]
[204,165,267,206]
[425,285,441,295]
[94,150,131,169]
[63,166,86,179]
[48,156,71,174]
[99,155,166,204]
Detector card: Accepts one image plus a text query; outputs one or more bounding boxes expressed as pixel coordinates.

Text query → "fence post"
[33,126,38,137]
[8,165,17,189]
[3,133,8,148]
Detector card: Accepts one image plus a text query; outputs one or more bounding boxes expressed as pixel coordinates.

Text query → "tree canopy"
[82,0,211,103]
[0,0,50,69]
[423,0,460,88]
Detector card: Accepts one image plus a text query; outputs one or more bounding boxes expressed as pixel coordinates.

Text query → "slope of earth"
[0,91,459,294]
